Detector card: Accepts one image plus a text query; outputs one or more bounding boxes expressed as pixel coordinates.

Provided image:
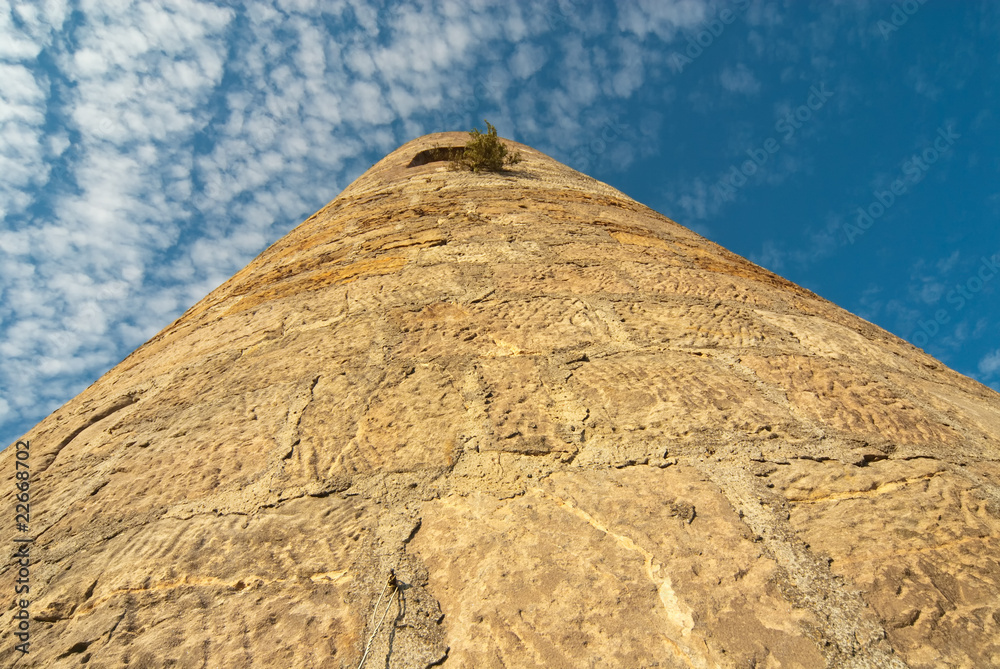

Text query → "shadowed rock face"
[2,132,999,668]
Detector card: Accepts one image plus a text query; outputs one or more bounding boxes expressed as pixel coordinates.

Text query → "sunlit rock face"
[3,132,999,668]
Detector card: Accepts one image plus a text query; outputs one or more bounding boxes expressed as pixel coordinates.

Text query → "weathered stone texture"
[2,132,999,668]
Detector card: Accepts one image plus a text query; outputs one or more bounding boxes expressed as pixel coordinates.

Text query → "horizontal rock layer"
[2,132,999,668]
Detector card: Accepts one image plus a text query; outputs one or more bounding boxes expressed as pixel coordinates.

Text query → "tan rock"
[2,132,999,668]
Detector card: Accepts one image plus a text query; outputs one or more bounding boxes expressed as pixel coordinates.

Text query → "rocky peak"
[2,132,999,668]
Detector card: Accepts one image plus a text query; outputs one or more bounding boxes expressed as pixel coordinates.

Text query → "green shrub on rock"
[453,120,522,173]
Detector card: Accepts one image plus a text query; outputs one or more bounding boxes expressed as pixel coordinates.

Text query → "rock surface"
[2,132,999,668]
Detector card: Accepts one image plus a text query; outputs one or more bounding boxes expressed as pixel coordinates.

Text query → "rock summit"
[3,132,999,668]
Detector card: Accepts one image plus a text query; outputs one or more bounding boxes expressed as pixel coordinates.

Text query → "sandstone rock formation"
[2,132,999,668]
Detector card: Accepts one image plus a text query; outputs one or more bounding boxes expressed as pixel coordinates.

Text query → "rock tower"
[3,132,999,668]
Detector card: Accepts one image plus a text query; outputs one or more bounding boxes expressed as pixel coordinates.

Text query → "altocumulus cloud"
[1,0,717,446]
[719,63,760,95]
[980,349,1000,379]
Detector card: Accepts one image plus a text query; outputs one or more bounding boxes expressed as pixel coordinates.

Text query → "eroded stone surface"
[2,132,998,667]
[411,466,830,668]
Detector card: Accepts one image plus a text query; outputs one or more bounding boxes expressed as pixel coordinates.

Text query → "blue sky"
[1,0,998,448]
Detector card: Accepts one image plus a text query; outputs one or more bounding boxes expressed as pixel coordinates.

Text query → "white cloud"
[906,65,942,101]
[936,250,960,273]
[3,0,68,55]
[916,279,945,305]
[664,177,715,221]
[720,63,761,95]
[617,0,712,41]
[0,23,41,60]
[750,240,786,272]
[980,349,1000,377]
[610,37,644,97]
[0,63,49,218]
[511,43,547,79]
